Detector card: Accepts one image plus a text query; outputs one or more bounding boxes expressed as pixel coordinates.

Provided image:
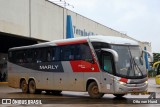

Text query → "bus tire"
[20,80,28,93]
[113,94,125,98]
[29,80,37,94]
[88,82,104,98]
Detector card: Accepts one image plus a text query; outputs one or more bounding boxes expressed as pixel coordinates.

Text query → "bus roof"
[89,35,138,45]
[9,35,139,51]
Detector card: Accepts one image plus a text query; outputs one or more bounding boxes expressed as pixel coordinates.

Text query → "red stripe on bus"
[119,78,128,83]
[70,60,100,72]
[56,39,87,46]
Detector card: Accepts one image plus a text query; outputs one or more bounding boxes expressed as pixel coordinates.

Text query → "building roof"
[9,35,139,51]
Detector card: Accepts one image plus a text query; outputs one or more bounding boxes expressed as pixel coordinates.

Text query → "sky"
[50,0,160,53]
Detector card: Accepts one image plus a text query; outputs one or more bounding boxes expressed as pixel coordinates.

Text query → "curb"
[0,82,8,84]
[130,91,150,95]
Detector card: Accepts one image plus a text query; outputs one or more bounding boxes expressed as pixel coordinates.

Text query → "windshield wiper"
[132,57,143,76]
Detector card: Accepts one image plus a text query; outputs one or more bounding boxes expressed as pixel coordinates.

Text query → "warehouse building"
[0,0,151,81]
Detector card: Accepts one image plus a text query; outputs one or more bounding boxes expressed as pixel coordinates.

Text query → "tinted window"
[9,43,93,63]
[60,43,93,61]
[102,54,113,74]
[51,47,60,61]
[25,50,34,63]
[33,49,43,63]
[81,43,93,61]
[92,42,110,50]
[15,51,25,63]
[61,44,81,61]
[61,45,73,61]
[8,51,13,62]
[74,45,81,60]
[91,42,110,62]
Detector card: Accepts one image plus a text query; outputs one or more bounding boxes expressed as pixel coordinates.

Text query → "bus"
[153,61,160,84]
[8,35,152,98]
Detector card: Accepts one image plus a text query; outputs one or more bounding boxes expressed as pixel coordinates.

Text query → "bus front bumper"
[114,81,148,94]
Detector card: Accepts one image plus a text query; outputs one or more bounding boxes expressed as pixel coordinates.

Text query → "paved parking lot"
[0,78,160,107]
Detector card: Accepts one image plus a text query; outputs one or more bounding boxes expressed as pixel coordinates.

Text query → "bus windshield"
[111,45,146,79]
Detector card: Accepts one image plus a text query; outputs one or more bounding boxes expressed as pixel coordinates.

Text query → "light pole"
[49,0,74,39]
[50,0,74,8]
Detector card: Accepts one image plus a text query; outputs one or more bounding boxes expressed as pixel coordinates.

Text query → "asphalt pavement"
[0,78,159,107]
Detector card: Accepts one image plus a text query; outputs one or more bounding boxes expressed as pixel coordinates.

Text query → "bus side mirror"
[101,48,119,62]
[143,50,153,62]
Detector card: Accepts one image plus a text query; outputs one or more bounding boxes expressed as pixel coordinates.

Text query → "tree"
[153,53,160,63]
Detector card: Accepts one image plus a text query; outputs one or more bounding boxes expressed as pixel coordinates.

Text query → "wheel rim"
[29,81,35,93]
[92,85,99,94]
[21,81,27,92]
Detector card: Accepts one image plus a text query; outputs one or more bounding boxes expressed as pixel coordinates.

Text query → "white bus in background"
[8,35,152,98]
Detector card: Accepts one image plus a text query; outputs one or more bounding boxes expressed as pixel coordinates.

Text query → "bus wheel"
[21,80,28,93]
[52,90,62,95]
[88,82,104,98]
[113,94,125,98]
[29,80,36,94]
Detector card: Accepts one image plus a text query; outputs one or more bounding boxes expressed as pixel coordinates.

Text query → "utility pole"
[48,0,74,39]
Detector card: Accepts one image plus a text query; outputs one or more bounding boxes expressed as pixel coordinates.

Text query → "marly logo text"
[39,65,59,70]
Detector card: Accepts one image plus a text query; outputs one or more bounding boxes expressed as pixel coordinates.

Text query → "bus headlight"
[119,81,126,85]
[145,81,148,84]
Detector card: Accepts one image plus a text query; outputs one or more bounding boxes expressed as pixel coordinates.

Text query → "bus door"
[100,51,115,93]
[155,64,160,84]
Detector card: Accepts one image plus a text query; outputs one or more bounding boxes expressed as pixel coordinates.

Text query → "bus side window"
[61,46,70,61]
[9,51,14,63]
[51,48,55,61]
[51,47,60,61]
[8,51,14,62]
[34,49,41,63]
[26,50,34,63]
[40,48,47,62]
[47,49,52,62]
[102,53,113,74]
[16,51,25,63]
[61,45,75,61]
[74,44,81,60]
[81,43,93,63]
[35,48,46,63]
[32,50,38,63]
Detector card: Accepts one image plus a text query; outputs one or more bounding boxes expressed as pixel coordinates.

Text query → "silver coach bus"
[8,35,152,98]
